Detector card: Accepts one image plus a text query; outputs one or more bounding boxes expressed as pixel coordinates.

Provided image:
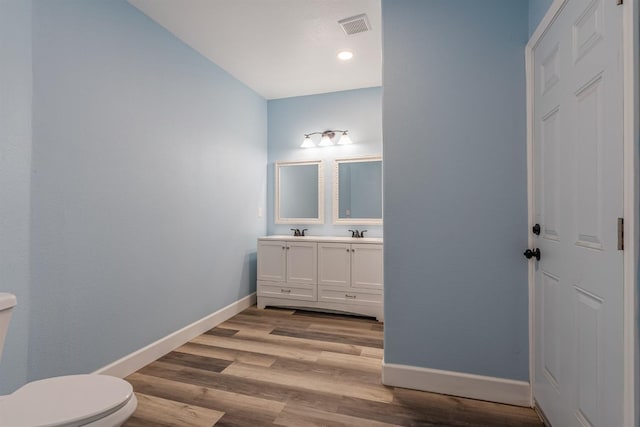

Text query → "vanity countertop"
[259,235,383,244]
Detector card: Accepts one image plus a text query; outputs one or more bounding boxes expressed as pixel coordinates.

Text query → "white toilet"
[0,293,137,426]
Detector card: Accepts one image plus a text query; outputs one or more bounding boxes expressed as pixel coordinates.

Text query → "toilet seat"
[0,375,134,427]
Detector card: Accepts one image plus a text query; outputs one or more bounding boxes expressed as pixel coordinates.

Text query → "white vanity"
[257,235,384,321]
[264,155,384,320]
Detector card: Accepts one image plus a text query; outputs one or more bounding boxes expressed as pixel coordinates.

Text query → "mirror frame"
[333,155,383,225]
[275,159,325,224]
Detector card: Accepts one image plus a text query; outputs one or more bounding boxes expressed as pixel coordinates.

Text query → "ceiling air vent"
[338,13,371,36]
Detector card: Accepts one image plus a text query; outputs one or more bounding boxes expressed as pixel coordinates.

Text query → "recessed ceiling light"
[337,50,353,61]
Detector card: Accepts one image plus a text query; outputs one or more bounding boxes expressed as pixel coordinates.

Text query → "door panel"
[542,272,561,390]
[574,287,603,427]
[542,107,561,241]
[574,76,604,250]
[318,243,351,288]
[532,0,623,425]
[286,241,317,284]
[351,244,383,290]
[572,0,604,65]
[257,240,286,282]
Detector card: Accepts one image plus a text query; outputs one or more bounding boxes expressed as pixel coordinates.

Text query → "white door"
[286,241,317,284]
[351,244,383,291]
[318,243,351,288]
[257,240,286,282]
[532,0,624,426]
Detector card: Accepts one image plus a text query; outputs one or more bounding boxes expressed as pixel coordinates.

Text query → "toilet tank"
[0,294,17,365]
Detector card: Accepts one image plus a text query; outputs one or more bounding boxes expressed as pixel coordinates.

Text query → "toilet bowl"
[0,374,137,427]
[0,294,137,426]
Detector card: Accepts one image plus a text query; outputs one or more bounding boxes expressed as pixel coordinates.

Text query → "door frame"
[525,0,639,425]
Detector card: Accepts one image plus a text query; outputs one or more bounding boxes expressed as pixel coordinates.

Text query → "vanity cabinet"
[318,243,383,290]
[257,240,317,302]
[257,240,317,284]
[257,236,383,321]
[317,243,383,306]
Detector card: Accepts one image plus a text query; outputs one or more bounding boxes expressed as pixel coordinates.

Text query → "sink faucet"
[348,229,368,238]
[290,228,308,237]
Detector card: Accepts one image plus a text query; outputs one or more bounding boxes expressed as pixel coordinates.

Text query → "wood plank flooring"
[123,306,542,426]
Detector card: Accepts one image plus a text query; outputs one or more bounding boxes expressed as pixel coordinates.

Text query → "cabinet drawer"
[257,281,316,301]
[318,287,382,305]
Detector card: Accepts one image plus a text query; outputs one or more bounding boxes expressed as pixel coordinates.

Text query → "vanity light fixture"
[300,130,352,148]
[300,129,353,148]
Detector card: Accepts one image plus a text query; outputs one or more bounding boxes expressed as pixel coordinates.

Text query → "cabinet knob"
[282,246,285,250]
[351,249,355,252]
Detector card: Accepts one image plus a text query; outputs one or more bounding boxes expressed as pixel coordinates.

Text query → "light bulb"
[338,132,353,145]
[300,136,315,148]
[319,134,333,147]
[337,51,353,61]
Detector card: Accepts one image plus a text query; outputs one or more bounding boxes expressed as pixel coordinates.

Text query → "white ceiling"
[128,0,382,100]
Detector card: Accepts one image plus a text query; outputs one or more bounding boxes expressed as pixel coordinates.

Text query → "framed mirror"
[275,160,324,224]
[333,156,383,225]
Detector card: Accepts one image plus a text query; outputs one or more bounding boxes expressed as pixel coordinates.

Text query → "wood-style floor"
[123,306,543,427]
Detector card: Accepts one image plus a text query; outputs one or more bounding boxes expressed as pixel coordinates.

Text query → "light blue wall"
[528,0,554,37]
[28,0,266,382]
[0,0,32,394]
[382,0,529,381]
[267,88,382,238]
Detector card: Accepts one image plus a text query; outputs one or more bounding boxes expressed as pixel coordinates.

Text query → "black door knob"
[532,224,541,235]
[523,248,541,261]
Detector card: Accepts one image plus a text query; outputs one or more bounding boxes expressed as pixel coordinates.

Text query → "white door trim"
[525,0,639,424]
[622,1,640,426]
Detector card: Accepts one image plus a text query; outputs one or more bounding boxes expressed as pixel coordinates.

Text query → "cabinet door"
[351,244,383,290]
[318,243,350,288]
[286,241,317,284]
[257,240,287,282]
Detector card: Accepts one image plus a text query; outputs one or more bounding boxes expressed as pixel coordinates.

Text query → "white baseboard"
[382,360,531,407]
[93,293,257,378]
